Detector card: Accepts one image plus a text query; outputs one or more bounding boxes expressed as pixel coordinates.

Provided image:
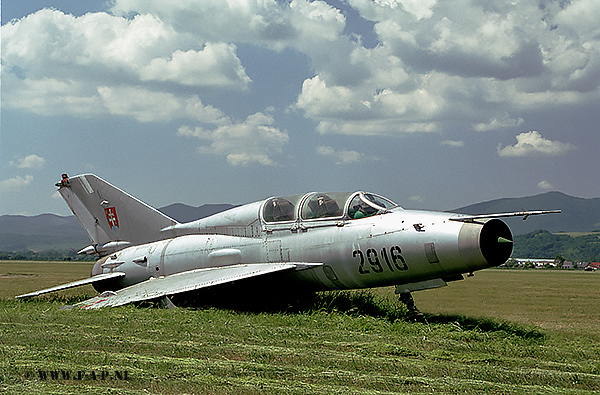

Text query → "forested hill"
[512,230,600,262]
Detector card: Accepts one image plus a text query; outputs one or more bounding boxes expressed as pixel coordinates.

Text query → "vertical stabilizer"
[57,174,178,248]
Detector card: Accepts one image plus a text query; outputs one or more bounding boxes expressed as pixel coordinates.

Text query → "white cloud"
[3,0,600,143]
[295,74,443,136]
[184,97,229,125]
[409,195,424,203]
[9,154,45,169]
[0,175,34,193]
[111,0,345,49]
[2,9,250,120]
[3,75,105,117]
[497,131,576,157]
[316,146,375,165]
[139,45,251,89]
[293,0,600,136]
[95,87,229,124]
[98,86,183,122]
[3,11,182,80]
[178,112,289,166]
[473,114,524,132]
[440,140,464,148]
[537,180,554,191]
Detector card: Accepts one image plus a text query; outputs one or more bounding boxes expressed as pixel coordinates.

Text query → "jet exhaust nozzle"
[90,256,123,293]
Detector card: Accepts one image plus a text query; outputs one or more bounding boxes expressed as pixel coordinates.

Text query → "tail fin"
[57,174,178,252]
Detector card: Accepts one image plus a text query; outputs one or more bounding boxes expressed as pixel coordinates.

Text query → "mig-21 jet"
[16,174,559,310]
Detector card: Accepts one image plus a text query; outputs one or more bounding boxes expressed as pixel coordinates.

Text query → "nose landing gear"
[398,291,424,321]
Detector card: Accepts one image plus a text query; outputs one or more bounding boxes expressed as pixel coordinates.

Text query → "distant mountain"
[452,192,600,235]
[0,214,90,251]
[0,203,236,251]
[159,203,237,223]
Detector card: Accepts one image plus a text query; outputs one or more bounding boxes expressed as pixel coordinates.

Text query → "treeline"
[0,249,95,262]
[513,230,600,262]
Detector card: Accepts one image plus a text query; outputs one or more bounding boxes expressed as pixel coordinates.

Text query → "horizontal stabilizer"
[15,272,126,299]
[70,263,317,309]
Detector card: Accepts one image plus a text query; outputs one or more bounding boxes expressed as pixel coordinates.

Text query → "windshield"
[348,192,397,219]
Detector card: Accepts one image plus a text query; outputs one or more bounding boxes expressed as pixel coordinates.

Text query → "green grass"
[1,261,599,394]
[409,270,600,336]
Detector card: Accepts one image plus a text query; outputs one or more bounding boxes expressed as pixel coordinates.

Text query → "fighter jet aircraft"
[16,174,559,310]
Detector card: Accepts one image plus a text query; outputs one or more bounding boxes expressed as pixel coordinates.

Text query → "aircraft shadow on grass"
[39,287,544,340]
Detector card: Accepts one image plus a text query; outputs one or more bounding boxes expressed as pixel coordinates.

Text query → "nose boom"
[458,219,513,271]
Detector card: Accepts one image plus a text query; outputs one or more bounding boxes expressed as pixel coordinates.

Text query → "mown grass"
[1,261,599,394]
[408,269,600,336]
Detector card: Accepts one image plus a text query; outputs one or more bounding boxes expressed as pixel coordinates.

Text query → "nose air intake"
[480,219,513,266]
[458,219,513,271]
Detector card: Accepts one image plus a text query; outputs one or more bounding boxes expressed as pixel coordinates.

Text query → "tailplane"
[57,174,178,256]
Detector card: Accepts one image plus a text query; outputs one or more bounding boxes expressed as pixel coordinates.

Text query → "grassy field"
[1,261,599,394]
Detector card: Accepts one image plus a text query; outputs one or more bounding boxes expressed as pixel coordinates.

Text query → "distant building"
[504,258,598,270]
[585,262,600,271]
[507,258,555,268]
[561,261,574,269]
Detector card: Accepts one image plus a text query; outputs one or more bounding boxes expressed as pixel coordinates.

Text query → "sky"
[2,0,599,216]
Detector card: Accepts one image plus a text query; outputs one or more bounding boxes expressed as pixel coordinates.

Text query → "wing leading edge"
[15,272,126,299]
[70,263,321,309]
[449,210,561,223]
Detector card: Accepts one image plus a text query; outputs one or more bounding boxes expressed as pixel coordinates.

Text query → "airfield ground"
[1,261,599,394]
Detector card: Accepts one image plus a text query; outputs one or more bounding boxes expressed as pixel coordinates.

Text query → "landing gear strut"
[398,292,423,320]
[159,295,177,309]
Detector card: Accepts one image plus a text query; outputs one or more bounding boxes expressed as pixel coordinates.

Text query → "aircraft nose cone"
[458,219,513,271]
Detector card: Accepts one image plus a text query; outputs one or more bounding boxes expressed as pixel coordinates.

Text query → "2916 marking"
[354,246,408,274]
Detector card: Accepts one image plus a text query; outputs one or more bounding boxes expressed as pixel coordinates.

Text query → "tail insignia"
[104,207,120,229]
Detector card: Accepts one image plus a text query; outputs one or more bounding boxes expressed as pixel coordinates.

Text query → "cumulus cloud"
[296,74,442,135]
[293,0,600,136]
[3,0,600,145]
[473,114,525,132]
[9,154,45,169]
[497,131,576,157]
[139,45,251,89]
[178,112,289,166]
[94,87,229,124]
[2,9,250,119]
[98,86,184,122]
[537,180,554,191]
[440,140,464,148]
[0,175,34,193]
[111,0,345,49]
[316,146,376,165]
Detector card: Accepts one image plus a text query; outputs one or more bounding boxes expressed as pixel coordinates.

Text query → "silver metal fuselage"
[93,201,511,294]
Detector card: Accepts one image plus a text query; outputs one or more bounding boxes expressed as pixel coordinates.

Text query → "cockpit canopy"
[262,191,399,223]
